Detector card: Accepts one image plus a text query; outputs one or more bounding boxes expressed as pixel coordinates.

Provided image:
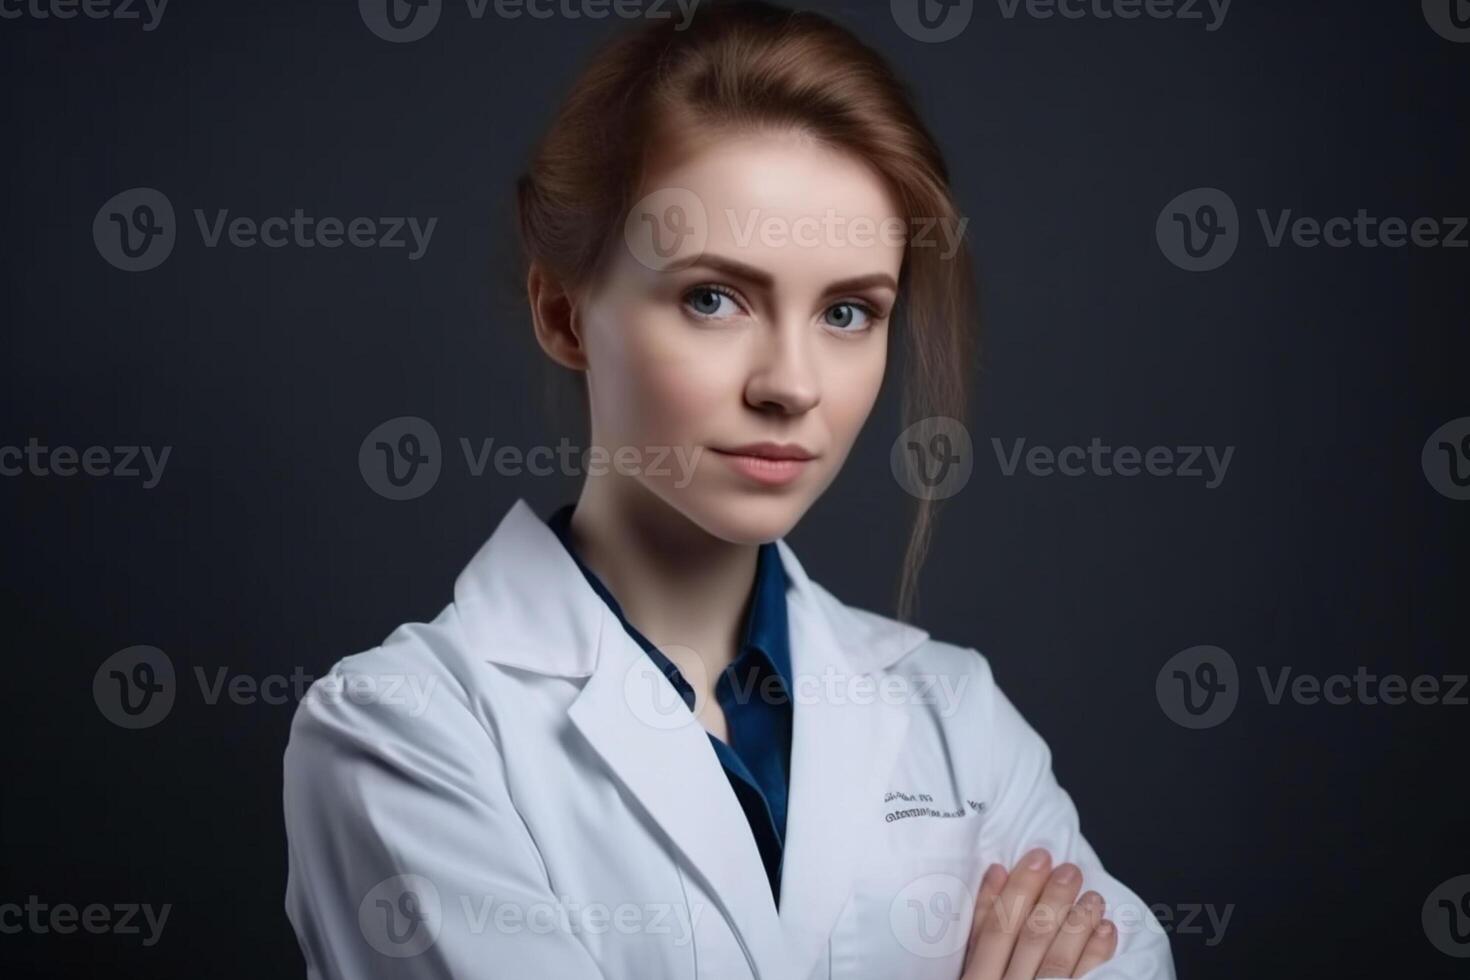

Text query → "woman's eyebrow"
[821,272,899,295]
[682,253,898,295]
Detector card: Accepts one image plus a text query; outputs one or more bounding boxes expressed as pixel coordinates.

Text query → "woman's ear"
[527,260,588,371]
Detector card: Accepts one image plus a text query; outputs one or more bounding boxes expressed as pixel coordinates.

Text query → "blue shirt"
[546,503,793,907]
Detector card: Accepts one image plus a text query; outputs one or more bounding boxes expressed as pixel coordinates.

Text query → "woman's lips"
[710,448,812,487]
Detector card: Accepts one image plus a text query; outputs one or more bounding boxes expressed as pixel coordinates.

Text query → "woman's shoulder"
[834,599,1056,771]
[280,605,522,833]
[283,602,494,764]
[821,588,1004,696]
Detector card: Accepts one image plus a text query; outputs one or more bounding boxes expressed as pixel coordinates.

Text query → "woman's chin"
[665,486,814,546]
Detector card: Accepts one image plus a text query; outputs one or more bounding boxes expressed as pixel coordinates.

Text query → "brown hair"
[514,0,978,622]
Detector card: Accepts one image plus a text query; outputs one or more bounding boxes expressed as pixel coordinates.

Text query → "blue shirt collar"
[545,502,792,691]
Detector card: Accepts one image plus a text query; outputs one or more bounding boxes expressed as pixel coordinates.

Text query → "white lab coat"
[283,498,1176,980]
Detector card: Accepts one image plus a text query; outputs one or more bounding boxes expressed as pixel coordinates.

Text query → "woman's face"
[574,128,904,544]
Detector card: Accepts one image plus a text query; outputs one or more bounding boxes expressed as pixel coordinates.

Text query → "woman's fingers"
[964,863,1011,975]
[1071,918,1119,977]
[1001,863,1082,980]
[1036,890,1104,978]
[961,848,1053,980]
[970,864,1009,939]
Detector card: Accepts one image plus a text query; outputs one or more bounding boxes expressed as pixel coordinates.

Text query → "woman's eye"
[683,286,740,319]
[824,302,873,331]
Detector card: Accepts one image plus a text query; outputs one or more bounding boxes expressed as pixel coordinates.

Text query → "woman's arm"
[282,646,608,979]
[968,652,1178,980]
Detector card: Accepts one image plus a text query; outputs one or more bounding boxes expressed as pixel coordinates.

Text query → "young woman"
[283,3,1175,978]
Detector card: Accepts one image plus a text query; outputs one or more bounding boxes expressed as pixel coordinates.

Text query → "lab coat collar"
[452,498,929,678]
[452,498,931,980]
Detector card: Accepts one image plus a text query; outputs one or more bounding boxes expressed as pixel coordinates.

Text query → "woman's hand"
[960,848,1118,979]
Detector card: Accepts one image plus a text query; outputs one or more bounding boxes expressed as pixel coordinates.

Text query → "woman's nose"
[743,319,821,415]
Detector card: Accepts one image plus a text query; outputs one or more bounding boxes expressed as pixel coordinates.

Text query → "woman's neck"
[566,477,760,683]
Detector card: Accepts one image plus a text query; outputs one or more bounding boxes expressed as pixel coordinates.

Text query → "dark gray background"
[2,0,1466,976]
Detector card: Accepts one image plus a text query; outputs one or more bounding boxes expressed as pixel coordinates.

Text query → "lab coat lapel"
[460,499,929,980]
[568,620,794,980]
[774,540,926,980]
[466,500,793,978]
